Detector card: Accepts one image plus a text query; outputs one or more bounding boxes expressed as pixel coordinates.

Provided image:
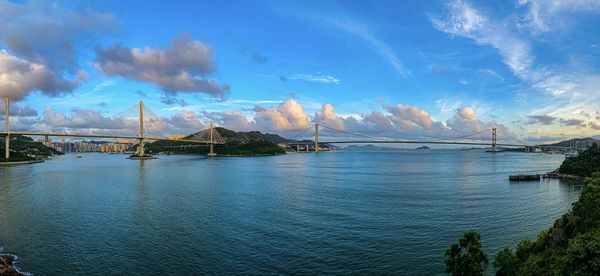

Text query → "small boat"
[77,155,83,158]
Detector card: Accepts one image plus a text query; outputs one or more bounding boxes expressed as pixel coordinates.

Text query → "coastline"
[0,160,44,166]
[0,254,22,276]
[546,170,586,181]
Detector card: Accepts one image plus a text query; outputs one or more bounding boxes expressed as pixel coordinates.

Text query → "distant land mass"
[416,146,431,150]
[146,127,287,156]
[540,137,599,147]
[345,144,393,151]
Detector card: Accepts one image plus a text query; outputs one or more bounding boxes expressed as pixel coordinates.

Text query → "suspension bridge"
[0,97,224,159]
[287,123,528,152]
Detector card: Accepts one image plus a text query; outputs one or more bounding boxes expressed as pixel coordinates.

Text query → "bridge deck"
[289,140,527,147]
[0,131,224,144]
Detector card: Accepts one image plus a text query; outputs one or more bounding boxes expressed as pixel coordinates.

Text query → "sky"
[1,0,600,143]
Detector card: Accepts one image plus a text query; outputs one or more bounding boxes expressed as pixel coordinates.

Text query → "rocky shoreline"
[0,255,21,276]
[546,170,586,180]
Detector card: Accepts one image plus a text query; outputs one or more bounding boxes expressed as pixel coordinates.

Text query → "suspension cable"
[450,128,491,140]
[318,123,395,141]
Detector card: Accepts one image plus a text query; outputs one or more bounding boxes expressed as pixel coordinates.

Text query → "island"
[416,146,431,150]
[145,127,287,156]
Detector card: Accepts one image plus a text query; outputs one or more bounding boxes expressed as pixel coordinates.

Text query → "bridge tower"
[491,127,497,152]
[315,123,319,153]
[138,100,145,156]
[208,123,217,157]
[4,97,9,159]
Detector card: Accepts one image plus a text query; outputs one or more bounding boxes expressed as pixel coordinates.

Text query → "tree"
[563,228,600,275]
[445,231,489,276]
[493,248,517,276]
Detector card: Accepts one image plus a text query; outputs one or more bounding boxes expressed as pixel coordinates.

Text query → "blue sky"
[1,0,600,143]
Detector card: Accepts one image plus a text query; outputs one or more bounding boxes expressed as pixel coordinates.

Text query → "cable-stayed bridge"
[0,97,224,159]
[2,96,531,160]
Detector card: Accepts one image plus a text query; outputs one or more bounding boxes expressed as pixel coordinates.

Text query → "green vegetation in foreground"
[558,143,600,177]
[0,135,62,162]
[446,145,600,275]
[445,231,489,275]
[145,127,286,156]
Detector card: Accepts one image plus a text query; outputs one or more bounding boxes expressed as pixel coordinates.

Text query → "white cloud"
[289,73,341,84]
[255,99,311,131]
[0,50,87,101]
[95,33,229,97]
[330,18,411,77]
[430,0,533,79]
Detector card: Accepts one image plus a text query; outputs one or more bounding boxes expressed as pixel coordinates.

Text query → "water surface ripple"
[0,150,581,275]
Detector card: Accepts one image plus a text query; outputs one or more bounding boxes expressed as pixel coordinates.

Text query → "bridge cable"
[317,123,395,141]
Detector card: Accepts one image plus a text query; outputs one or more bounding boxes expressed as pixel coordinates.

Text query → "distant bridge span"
[287,124,531,152]
[289,140,527,147]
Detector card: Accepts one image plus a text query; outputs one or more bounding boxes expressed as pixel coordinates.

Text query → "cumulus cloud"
[43,108,137,130]
[163,111,205,133]
[202,110,253,131]
[0,1,114,101]
[0,50,87,100]
[0,0,117,71]
[95,33,229,97]
[385,104,434,129]
[255,99,311,131]
[457,107,477,122]
[314,104,345,130]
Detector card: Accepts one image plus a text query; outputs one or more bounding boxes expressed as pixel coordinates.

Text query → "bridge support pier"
[138,100,146,156]
[315,123,319,153]
[4,97,9,159]
[207,123,217,157]
[491,128,497,152]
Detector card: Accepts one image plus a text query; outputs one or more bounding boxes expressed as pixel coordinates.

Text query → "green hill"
[146,127,286,156]
[489,145,600,275]
[492,172,600,275]
[0,135,62,162]
[558,143,600,177]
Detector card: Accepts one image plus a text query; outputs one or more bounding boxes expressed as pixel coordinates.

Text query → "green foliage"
[445,231,488,276]
[0,152,36,162]
[490,168,600,275]
[0,135,60,161]
[145,128,286,156]
[558,143,600,177]
[217,140,285,156]
[591,171,600,179]
[563,228,600,275]
[493,248,517,276]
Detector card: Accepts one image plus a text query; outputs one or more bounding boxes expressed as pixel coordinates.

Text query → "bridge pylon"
[138,100,145,156]
[4,97,9,159]
[208,123,217,157]
[491,127,497,152]
[315,123,319,153]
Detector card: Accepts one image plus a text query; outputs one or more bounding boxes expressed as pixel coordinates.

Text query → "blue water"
[0,150,581,275]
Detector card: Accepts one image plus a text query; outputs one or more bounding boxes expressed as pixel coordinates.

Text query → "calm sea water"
[0,150,581,275]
